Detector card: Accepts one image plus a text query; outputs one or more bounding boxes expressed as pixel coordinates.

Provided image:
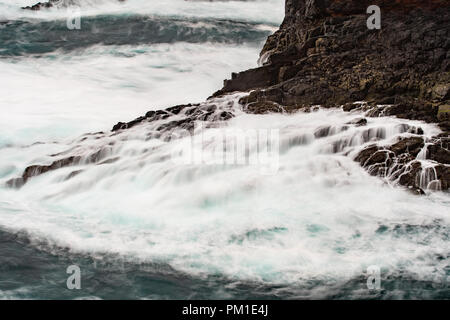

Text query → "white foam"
[0,43,260,146]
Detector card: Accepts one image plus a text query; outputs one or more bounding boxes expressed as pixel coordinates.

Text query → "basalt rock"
[112,103,234,133]
[346,117,367,127]
[23,1,55,10]
[355,136,450,191]
[7,100,235,188]
[6,156,82,188]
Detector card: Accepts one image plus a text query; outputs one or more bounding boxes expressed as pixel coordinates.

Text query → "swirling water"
[0,1,449,299]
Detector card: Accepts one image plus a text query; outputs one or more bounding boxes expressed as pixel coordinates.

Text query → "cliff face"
[214,0,450,192]
[22,0,125,10]
[217,0,449,119]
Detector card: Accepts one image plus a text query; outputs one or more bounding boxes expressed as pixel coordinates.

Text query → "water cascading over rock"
[9,0,450,193]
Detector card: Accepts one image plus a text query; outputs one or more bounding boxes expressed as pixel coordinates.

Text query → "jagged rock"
[6,156,81,187]
[217,0,450,191]
[390,137,424,158]
[354,136,450,191]
[435,165,450,190]
[314,126,332,138]
[8,100,235,187]
[426,138,450,164]
[244,101,284,114]
[216,1,449,130]
[11,0,450,193]
[438,105,450,121]
[112,103,233,133]
[433,84,450,100]
[397,160,422,189]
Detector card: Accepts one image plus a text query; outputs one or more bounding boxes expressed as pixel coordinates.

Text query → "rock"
[12,0,450,193]
[435,165,450,190]
[244,101,284,114]
[426,138,450,164]
[342,103,361,112]
[215,0,449,191]
[218,1,449,128]
[397,161,423,189]
[112,103,234,136]
[22,1,55,10]
[22,0,126,10]
[6,156,82,188]
[314,126,332,138]
[389,137,424,158]
[346,117,367,127]
[406,187,426,196]
[8,100,235,187]
[438,105,450,121]
[433,84,450,100]
[354,135,449,191]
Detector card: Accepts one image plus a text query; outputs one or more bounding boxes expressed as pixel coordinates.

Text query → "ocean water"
[0,0,449,300]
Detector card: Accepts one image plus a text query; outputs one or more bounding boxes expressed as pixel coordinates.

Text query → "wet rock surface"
[23,1,55,10]
[112,103,234,133]
[217,1,449,120]
[355,135,450,191]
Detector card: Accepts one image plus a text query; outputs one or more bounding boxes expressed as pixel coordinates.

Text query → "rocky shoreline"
[10,0,450,193]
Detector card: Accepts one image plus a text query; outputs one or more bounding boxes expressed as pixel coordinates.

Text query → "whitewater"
[0,0,449,299]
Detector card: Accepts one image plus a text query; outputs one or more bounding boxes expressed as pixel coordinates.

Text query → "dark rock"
[22,1,55,10]
[406,187,426,196]
[433,84,450,100]
[346,117,367,127]
[215,0,449,191]
[6,156,81,188]
[22,0,126,10]
[390,137,424,158]
[112,104,202,132]
[65,170,83,181]
[342,103,360,112]
[244,101,284,114]
[355,145,381,165]
[397,161,423,189]
[435,165,450,190]
[314,126,332,138]
[354,135,450,191]
[8,100,234,187]
[426,138,450,164]
[217,1,449,131]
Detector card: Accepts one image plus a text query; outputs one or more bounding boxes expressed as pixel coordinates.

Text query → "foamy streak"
[0,0,285,25]
[0,95,448,287]
[0,43,260,146]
